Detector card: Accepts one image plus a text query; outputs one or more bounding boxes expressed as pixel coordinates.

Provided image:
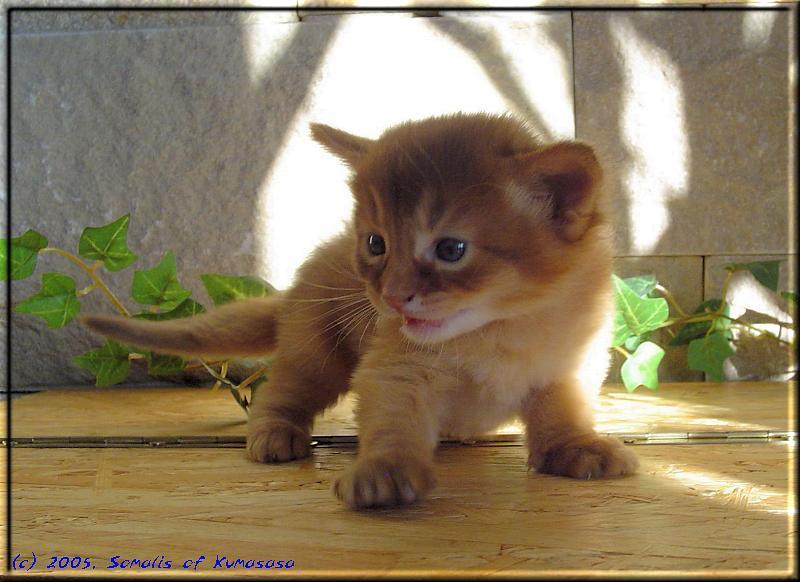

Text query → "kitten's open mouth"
[402,315,446,331]
[400,309,468,337]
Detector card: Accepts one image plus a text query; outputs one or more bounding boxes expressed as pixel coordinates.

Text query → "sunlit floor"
[4,382,796,576]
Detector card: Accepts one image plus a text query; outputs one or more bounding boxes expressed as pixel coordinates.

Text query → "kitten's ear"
[515,142,603,242]
[310,123,374,167]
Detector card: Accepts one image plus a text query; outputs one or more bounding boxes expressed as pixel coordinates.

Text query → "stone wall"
[2,7,795,390]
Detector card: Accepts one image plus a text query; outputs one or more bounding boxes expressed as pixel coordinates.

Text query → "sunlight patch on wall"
[245,14,573,289]
[610,17,689,255]
[440,13,574,139]
[726,270,794,324]
[243,20,298,84]
[742,10,778,52]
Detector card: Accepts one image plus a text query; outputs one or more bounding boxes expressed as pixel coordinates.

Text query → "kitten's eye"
[435,238,467,262]
[367,233,386,256]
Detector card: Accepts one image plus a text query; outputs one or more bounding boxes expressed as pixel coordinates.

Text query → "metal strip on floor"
[2,430,796,448]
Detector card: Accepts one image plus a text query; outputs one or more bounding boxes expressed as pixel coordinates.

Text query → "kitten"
[82,113,638,509]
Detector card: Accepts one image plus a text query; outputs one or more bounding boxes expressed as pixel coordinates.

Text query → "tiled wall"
[2,7,795,389]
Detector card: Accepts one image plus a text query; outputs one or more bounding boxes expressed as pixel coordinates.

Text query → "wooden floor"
[3,382,796,577]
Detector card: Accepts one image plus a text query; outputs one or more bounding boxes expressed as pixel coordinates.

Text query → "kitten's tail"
[80,296,281,358]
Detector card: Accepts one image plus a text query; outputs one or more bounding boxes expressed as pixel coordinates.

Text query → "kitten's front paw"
[333,455,436,509]
[247,419,311,463]
[529,433,638,479]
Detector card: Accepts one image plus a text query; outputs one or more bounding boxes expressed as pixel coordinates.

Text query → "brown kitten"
[82,113,638,509]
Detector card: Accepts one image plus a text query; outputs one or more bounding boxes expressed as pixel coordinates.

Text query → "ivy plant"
[612,261,795,391]
[1,215,273,412]
[2,215,796,409]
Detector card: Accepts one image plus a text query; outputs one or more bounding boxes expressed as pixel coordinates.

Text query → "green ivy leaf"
[670,299,730,346]
[611,309,633,348]
[14,272,80,328]
[201,274,275,306]
[73,340,131,387]
[622,274,657,298]
[620,341,665,392]
[724,260,781,292]
[612,275,669,347]
[132,251,192,311]
[77,214,138,272]
[1,229,48,281]
[688,332,735,382]
[134,298,206,321]
[145,352,186,376]
[624,333,648,353]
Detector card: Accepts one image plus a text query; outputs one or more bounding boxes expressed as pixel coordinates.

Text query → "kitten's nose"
[383,293,415,313]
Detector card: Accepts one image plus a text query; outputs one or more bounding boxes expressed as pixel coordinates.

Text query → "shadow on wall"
[9,12,339,388]
[429,16,557,141]
[578,10,789,260]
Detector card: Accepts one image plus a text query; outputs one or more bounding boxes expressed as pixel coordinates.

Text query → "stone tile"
[298,0,533,11]
[574,11,791,257]
[703,254,795,381]
[297,0,707,10]
[299,10,416,21]
[8,12,573,388]
[610,256,705,384]
[9,5,298,34]
[9,20,303,388]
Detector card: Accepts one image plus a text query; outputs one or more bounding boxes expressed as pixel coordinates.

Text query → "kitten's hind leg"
[246,353,352,463]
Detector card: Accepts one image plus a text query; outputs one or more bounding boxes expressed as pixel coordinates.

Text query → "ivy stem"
[654,284,687,318]
[716,314,794,347]
[184,359,227,371]
[201,359,230,392]
[659,313,718,328]
[237,365,269,391]
[613,345,631,358]
[658,312,794,347]
[40,247,131,317]
[718,269,734,310]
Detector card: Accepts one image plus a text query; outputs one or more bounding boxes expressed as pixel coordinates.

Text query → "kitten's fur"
[82,113,638,509]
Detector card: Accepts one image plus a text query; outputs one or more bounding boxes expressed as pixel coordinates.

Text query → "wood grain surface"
[9,443,795,576]
[4,382,796,576]
[7,381,794,438]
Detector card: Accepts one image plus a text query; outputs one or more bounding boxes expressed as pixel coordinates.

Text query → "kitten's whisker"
[320,307,375,351]
[321,304,376,370]
[287,299,371,358]
[320,301,374,334]
[281,292,364,304]
[295,280,363,292]
[339,306,375,345]
[293,302,370,363]
[282,293,368,317]
[301,296,371,324]
[357,311,377,354]
[316,255,361,282]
